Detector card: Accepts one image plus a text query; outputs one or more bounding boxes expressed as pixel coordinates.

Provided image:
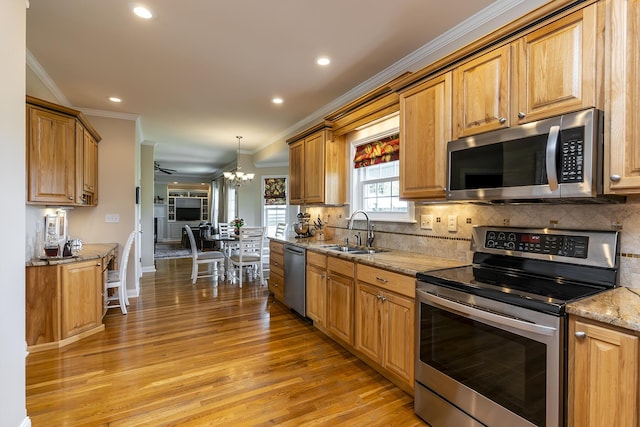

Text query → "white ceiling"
[25,0,543,178]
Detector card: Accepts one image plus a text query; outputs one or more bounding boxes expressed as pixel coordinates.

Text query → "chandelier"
[223,136,255,187]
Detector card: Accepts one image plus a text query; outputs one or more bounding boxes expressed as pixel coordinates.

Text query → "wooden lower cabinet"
[355,265,415,391]
[26,259,105,351]
[326,256,355,346]
[61,260,102,339]
[568,316,639,426]
[306,251,327,328]
[268,241,285,301]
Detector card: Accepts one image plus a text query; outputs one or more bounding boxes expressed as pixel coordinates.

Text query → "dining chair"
[185,225,225,285]
[275,222,287,237]
[228,226,266,288]
[106,230,136,315]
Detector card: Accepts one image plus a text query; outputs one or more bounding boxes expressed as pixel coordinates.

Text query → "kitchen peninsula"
[26,243,118,352]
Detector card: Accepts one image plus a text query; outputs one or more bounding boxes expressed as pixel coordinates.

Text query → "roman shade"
[353,133,400,169]
[264,177,286,205]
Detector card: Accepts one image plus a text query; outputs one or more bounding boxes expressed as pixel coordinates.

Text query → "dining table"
[202,234,238,277]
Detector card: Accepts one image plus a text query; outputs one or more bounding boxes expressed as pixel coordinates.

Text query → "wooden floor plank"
[26,257,423,426]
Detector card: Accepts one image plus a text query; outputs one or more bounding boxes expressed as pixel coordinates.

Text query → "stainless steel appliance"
[415,226,619,427]
[446,108,624,203]
[284,244,306,317]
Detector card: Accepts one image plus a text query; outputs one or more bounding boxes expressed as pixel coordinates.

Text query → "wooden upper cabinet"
[27,105,77,204]
[514,5,597,124]
[605,0,640,194]
[287,125,346,205]
[568,316,639,427]
[453,44,511,139]
[288,140,304,204]
[27,96,101,206]
[399,72,451,200]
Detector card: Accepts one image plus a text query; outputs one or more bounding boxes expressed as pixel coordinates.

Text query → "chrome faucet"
[347,210,374,248]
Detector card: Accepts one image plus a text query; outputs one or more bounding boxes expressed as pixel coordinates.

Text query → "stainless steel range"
[415,226,619,427]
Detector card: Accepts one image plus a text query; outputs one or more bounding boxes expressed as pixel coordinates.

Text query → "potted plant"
[231,218,244,235]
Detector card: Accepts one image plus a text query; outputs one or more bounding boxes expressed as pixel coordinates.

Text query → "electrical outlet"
[448,215,457,232]
[420,214,433,230]
[105,214,120,223]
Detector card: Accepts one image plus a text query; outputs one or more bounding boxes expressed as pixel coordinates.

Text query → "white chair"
[275,222,286,237]
[185,225,225,285]
[228,227,266,288]
[106,230,136,315]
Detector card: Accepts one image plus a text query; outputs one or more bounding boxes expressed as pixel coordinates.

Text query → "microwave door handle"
[545,125,560,191]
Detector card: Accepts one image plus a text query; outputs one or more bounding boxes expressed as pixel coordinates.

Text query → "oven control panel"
[484,231,588,258]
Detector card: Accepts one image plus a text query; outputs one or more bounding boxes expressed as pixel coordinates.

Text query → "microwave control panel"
[559,127,584,183]
[484,231,588,258]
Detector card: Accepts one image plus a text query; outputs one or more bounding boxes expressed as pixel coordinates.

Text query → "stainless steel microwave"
[446,108,622,203]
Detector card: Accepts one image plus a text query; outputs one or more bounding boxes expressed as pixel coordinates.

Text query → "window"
[349,115,414,222]
[262,176,289,236]
[226,186,237,223]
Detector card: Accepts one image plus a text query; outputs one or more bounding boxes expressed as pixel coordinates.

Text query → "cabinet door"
[83,129,98,195]
[515,5,596,124]
[327,272,354,346]
[27,106,77,204]
[60,260,102,339]
[303,132,326,204]
[288,140,304,204]
[569,317,638,427]
[355,282,383,362]
[453,44,511,138]
[606,0,640,194]
[399,72,451,199]
[383,291,414,385]
[306,264,327,328]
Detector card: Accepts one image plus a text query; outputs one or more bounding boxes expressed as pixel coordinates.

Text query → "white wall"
[1,2,28,427]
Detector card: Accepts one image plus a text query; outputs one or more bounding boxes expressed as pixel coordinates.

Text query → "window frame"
[348,123,414,223]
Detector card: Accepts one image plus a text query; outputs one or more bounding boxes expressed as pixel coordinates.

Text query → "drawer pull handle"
[375,276,388,283]
[575,331,587,339]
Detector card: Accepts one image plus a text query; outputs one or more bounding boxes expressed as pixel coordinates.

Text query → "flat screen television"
[176,207,201,221]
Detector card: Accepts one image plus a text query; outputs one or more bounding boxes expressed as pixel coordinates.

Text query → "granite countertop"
[270,236,467,277]
[26,243,118,267]
[566,287,640,333]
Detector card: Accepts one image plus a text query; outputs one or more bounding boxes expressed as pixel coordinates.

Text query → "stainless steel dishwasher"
[284,244,306,317]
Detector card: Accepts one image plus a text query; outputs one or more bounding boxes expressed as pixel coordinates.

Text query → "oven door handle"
[422,292,557,337]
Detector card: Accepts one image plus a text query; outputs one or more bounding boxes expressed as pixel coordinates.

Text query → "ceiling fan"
[154,162,177,174]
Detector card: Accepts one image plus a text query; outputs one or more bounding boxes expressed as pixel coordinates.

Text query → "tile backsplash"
[305,196,640,288]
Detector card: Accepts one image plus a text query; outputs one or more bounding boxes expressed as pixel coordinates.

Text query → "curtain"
[353,133,400,169]
[216,177,227,228]
[264,177,287,205]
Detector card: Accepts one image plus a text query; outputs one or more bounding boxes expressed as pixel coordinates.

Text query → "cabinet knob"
[575,331,587,339]
[499,117,507,124]
[610,175,622,182]
[68,196,74,200]
[375,276,388,283]
[518,112,526,119]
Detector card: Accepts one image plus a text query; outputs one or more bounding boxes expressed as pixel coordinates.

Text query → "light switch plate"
[105,214,120,223]
[447,215,457,232]
[420,214,433,230]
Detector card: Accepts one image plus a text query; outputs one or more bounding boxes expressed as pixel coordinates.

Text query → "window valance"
[353,133,400,169]
[264,177,287,205]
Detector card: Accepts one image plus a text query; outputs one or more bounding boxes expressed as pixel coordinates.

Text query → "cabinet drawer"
[356,264,415,298]
[270,251,284,276]
[269,240,284,255]
[328,256,354,277]
[307,251,327,269]
[269,271,284,301]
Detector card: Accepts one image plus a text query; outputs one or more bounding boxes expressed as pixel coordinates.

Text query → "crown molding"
[78,107,139,121]
[26,49,71,107]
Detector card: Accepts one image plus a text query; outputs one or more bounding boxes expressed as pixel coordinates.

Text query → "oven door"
[415,283,564,427]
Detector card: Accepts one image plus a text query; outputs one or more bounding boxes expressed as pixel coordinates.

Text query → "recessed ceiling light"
[316,57,331,66]
[132,5,153,19]
[109,97,122,103]
[272,97,284,104]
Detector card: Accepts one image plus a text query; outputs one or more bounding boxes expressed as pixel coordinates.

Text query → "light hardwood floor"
[26,257,424,426]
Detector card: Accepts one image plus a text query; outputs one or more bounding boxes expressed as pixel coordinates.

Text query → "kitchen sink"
[316,244,389,255]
